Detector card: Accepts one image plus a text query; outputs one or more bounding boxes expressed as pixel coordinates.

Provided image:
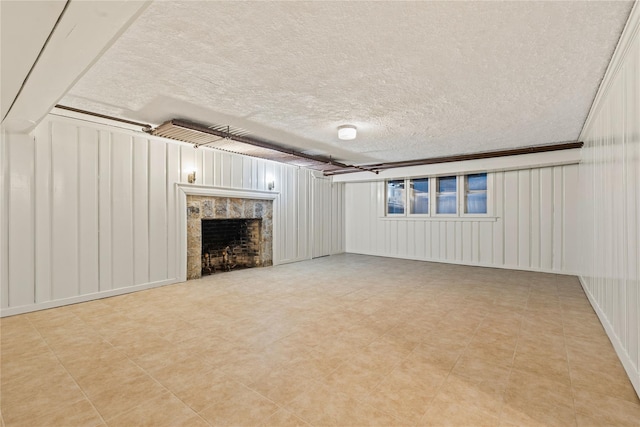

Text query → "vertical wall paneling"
[344,164,579,274]
[133,137,149,286]
[462,222,472,263]
[563,165,579,273]
[518,170,530,268]
[7,134,35,306]
[231,155,243,189]
[78,127,99,295]
[51,122,79,299]
[578,4,639,396]
[148,139,167,282]
[98,130,113,291]
[539,167,553,270]
[472,222,480,263]
[203,150,214,187]
[213,151,223,187]
[530,168,541,269]
[110,133,134,289]
[166,142,180,280]
[492,172,504,265]
[503,170,519,267]
[221,153,232,188]
[2,114,337,316]
[0,131,8,309]
[430,222,439,259]
[195,147,204,186]
[552,166,564,271]
[479,222,492,265]
[312,174,332,258]
[397,220,407,258]
[242,157,252,190]
[34,123,52,302]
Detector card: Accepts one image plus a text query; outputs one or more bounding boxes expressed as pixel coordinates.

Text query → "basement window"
[464,173,488,214]
[409,178,429,214]
[386,180,405,215]
[385,173,491,218]
[435,176,457,215]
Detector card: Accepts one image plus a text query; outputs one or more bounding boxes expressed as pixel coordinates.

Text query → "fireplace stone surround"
[186,195,273,280]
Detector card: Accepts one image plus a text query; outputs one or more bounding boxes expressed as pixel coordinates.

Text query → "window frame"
[385,179,407,216]
[408,177,431,217]
[384,173,493,219]
[461,173,490,217]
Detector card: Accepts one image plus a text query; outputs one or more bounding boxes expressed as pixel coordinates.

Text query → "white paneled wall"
[578,3,640,396]
[0,114,345,315]
[311,175,346,258]
[345,165,579,274]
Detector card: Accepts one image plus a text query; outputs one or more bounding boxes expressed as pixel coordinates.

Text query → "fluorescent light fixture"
[338,125,357,140]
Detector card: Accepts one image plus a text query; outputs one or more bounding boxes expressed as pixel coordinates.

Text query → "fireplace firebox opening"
[201,218,262,275]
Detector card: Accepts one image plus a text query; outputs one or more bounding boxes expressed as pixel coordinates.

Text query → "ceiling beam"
[326,142,583,176]
[1,0,150,133]
[331,144,583,182]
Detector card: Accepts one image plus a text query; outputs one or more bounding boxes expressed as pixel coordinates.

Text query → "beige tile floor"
[1,254,639,426]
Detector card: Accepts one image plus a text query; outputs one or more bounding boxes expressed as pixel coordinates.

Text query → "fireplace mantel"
[176,184,279,281]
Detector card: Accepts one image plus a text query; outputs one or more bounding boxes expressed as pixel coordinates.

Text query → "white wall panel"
[518,170,530,268]
[7,133,35,306]
[51,122,79,299]
[344,164,579,275]
[78,127,99,295]
[166,142,180,281]
[2,113,343,315]
[578,3,640,397]
[148,139,167,282]
[503,170,519,267]
[110,133,134,289]
[98,130,113,291]
[133,137,149,286]
[1,131,8,309]
[33,122,52,303]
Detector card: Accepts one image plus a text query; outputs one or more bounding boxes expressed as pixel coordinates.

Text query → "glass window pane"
[467,173,487,191]
[436,176,457,214]
[410,178,429,214]
[438,176,457,193]
[465,173,487,214]
[436,194,457,214]
[387,180,405,214]
[466,193,487,214]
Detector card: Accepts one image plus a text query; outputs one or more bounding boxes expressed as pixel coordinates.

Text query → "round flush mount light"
[338,125,357,140]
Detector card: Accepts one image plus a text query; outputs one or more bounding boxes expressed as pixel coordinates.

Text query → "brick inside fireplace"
[201,218,262,274]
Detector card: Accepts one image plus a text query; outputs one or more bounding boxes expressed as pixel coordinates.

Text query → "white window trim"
[383,173,493,219]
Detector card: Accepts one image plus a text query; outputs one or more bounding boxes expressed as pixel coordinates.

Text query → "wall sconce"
[187,170,196,184]
[268,180,275,191]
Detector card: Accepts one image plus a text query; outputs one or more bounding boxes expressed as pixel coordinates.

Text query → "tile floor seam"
[417,307,491,425]
[559,276,580,427]
[24,315,108,427]
[495,280,529,425]
[106,346,214,425]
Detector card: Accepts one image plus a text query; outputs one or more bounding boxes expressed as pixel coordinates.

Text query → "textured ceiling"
[61,1,633,165]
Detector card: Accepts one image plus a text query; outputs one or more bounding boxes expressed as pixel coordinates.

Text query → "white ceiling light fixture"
[338,125,357,140]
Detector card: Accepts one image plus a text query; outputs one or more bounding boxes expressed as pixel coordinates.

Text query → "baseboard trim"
[0,278,178,317]
[578,276,640,399]
[344,250,578,276]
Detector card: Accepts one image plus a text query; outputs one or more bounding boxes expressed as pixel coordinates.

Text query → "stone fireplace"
[186,195,273,280]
